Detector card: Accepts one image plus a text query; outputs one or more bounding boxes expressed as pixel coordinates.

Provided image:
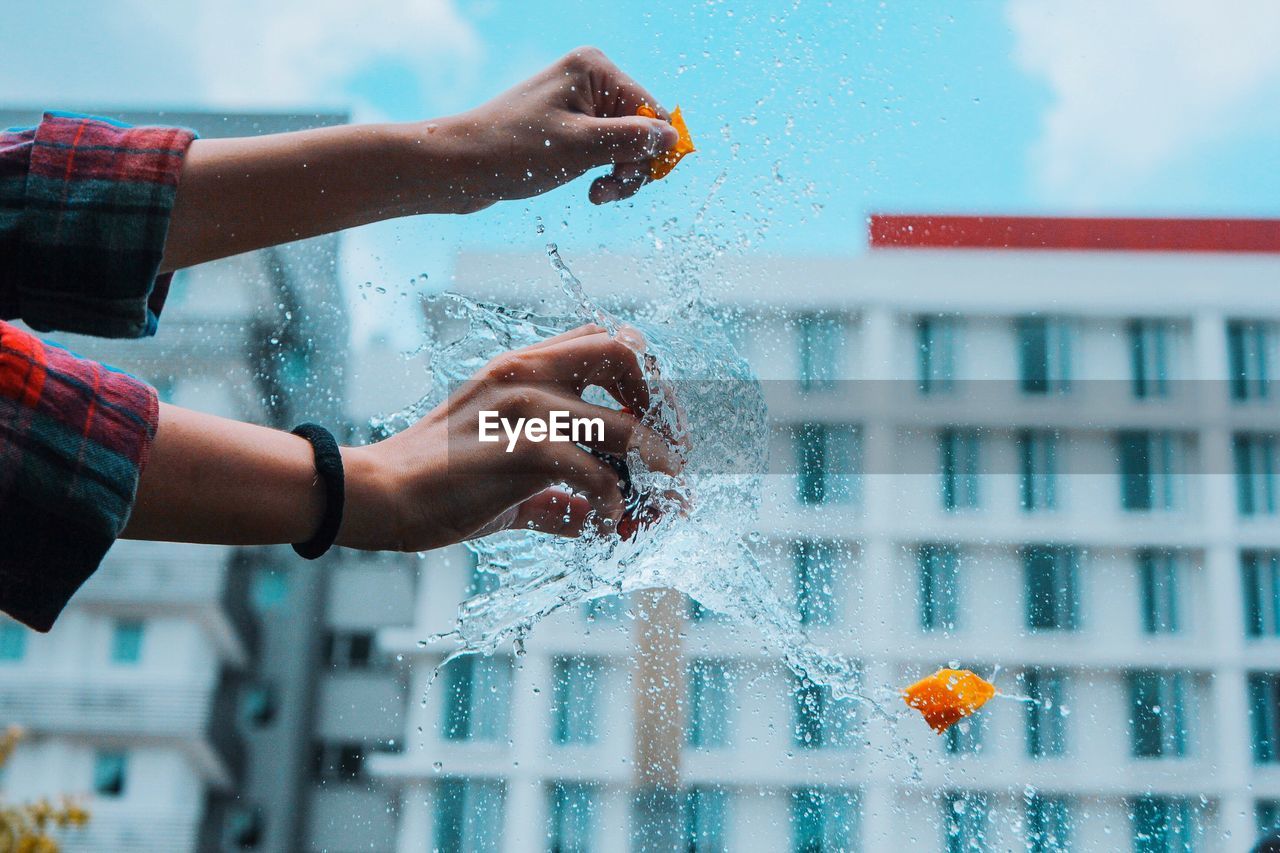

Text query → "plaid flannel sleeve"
[0,321,158,631]
[0,112,196,338]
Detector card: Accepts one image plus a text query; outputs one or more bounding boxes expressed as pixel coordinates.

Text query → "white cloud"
[0,0,483,117]
[1008,0,1280,202]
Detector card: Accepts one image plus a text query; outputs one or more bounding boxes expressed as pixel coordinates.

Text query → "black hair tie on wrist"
[291,423,345,560]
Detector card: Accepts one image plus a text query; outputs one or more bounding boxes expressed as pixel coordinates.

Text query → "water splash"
[378,242,909,738]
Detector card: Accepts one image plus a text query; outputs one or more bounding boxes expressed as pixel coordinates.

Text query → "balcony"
[58,813,198,853]
[76,542,259,665]
[0,668,246,788]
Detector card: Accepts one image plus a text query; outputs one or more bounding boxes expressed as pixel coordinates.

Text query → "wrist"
[335,444,403,550]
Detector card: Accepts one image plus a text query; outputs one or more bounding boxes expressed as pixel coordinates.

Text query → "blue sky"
[3,0,1279,339]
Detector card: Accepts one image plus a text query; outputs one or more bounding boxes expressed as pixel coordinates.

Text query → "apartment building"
[0,108,414,853]
[373,217,1280,852]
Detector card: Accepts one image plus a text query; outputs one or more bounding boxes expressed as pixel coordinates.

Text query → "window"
[1243,550,1280,637]
[322,630,375,669]
[1259,800,1280,837]
[312,741,365,782]
[1131,796,1200,853]
[1118,431,1186,512]
[1017,317,1071,395]
[918,544,960,633]
[93,751,127,797]
[1248,673,1280,764]
[0,621,25,662]
[939,428,980,511]
[687,659,732,749]
[797,313,844,391]
[434,778,505,853]
[242,683,277,728]
[547,781,596,853]
[1024,546,1080,631]
[1129,319,1174,399]
[441,655,513,742]
[1024,669,1067,758]
[684,786,728,853]
[1234,433,1279,516]
[250,568,289,611]
[1138,549,1183,635]
[225,806,263,850]
[943,711,983,756]
[793,540,840,627]
[918,315,958,395]
[109,620,144,664]
[1019,429,1059,512]
[1129,671,1191,758]
[793,676,856,749]
[551,656,601,746]
[795,423,859,505]
[791,787,858,853]
[942,791,989,853]
[583,593,626,622]
[1026,793,1070,853]
[1227,319,1273,402]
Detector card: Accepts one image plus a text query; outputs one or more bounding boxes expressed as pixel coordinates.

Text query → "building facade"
[372,217,1280,852]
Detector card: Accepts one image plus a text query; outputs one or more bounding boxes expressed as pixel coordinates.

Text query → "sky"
[4,0,1279,342]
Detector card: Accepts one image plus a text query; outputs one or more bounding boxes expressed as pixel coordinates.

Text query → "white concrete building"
[373,216,1280,852]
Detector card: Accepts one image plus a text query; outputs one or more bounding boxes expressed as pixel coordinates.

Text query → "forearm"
[123,403,386,548]
[159,122,454,271]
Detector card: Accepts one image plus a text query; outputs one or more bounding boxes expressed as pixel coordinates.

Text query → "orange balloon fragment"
[637,104,695,180]
[902,668,996,734]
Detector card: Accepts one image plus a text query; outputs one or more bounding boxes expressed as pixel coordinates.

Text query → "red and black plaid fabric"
[0,113,195,631]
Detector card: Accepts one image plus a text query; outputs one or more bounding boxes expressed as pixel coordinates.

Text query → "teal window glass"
[684,786,728,853]
[1227,319,1272,402]
[918,544,960,633]
[797,313,844,391]
[1131,796,1200,853]
[1024,669,1067,758]
[793,540,839,627]
[1119,431,1184,512]
[93,751,127,797]
[1258,800,1280,836]
[1129,671,1190,758]
[442,656,513,742]
[791,787,858,853]
[434,778,506,853]
[795,423,860,505]
[943,791,989,853]
[547,781,596,853]
[1243,550,1280,637]
[687,659,732,749]
[551,656,601,746]
[0,621,26,662]
[584,593,627,622]
[1138,549,1182,635]
[939,428,980,511]
[1024,546,1080,631]
[250,568,289,611]
[918,315,958,395]
[1027,793,1071,853]
[1248,673,1280,764]
[793,676,856,749]
[1129,319,1173,399]
[110,620,144,665]
[1234,433,1279,516]
[1017,317,1071,395]
[1019,429,1059,512]
[944,712,983,755]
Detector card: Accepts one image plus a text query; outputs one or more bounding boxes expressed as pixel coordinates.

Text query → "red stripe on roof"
[869,215,1280,253]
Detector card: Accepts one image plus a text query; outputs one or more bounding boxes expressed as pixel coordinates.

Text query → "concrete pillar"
[631,588,686,852]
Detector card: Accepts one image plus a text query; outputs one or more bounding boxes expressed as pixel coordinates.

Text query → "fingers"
[541,331,652,414]
[589,162,651,205]
[560,46,668,120]
[538,391,683,476]
[541,443,629,529]
[579,116,677,166]
[506,488,597,537]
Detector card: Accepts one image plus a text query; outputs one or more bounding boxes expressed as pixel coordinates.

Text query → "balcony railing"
[76,542,259,658]
[0,669,245,783]
[57,813,197,853]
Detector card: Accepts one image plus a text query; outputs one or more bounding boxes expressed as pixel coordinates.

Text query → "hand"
[338,325,683,552]
[427,47,679,209]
